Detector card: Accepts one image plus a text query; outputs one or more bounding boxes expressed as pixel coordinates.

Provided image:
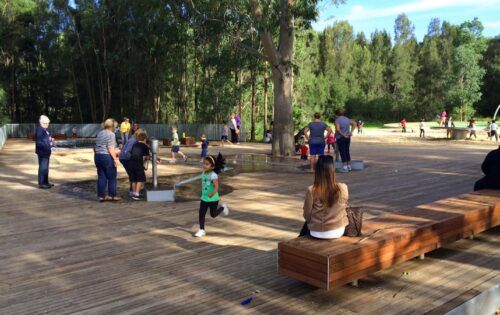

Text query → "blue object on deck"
[241,297,253,305]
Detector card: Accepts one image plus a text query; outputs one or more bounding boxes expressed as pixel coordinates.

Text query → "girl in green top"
[194,154,229,237]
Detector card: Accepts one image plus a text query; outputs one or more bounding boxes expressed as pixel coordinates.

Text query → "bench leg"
[351,280,359,287]
[419,253,425,260]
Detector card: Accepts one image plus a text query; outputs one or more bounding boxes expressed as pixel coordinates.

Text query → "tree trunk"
[250,0,295,156]
[271,66,294,156]
[263,66,269,135]
[250,69,256,141]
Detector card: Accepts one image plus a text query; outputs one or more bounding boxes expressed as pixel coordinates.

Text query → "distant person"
[35,115,54,189]
[486,121,491,138]
[71,127,78,139]
[326,131,335,154]
[468,117,477,139]
[119,128,147,197]
[229,113,239,144]
[299,155,349,239]
[94,118,120,201]
[304,113,333,173]
[200,133,209,162]
[129,133,155,200]
[440,110,447,126]
[489,120,498,142]
[130,123,139,136]
[294,127,306,153]
[419,119,426,138]
[357,120,364,134]
[300,139,309,161]
[235,112,242,130]
[170,126,188,163]
[474,146,500,191]
[119,117,131,144]
[335,109,357,172]
[194,154,229,237]
[264,121,273,143]
[445,116,455,138]
[400,118,407,133]
[220,122,231,146]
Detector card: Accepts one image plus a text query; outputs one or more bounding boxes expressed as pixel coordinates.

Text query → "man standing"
[35,115,54,189]
[335,109,357,173]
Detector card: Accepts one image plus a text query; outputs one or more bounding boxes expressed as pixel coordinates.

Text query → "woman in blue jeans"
[94,118,121,201]
[304,113,333,173]
[334,109,357,172]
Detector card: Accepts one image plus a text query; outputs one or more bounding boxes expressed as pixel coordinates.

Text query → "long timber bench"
[278,189,500,290]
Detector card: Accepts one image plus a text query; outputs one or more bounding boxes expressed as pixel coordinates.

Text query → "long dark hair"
[205,153,226,174]
[312,155,341,207]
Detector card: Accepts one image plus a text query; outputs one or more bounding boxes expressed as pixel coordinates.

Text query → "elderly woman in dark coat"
[35,115,54,189]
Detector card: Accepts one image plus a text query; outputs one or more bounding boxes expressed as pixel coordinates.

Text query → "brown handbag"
[344,206,363,237]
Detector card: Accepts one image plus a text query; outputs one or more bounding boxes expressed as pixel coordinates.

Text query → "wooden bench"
[278,189,500,290]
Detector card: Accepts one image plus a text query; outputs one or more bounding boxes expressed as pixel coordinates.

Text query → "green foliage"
[0,1,497,133]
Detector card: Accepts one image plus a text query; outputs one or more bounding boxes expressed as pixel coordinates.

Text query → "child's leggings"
[199,200,224,229]
[327,143,334,152]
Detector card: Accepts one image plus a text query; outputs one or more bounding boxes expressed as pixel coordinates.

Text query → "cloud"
[484,21,500,28]
[344,0,500,21]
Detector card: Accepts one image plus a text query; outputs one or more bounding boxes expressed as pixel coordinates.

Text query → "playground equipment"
[146,139,175,202]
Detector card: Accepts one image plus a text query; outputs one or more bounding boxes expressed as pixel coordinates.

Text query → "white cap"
[39,115,50,124]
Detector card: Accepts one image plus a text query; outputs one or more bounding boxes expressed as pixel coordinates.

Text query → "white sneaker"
[222,203,230,216]
[347,165,352,171]
[194,229,206,237]
[169,159,177,164]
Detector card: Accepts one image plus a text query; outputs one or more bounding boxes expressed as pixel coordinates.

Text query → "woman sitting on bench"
[474,145,500,191]
[299,155,349,239]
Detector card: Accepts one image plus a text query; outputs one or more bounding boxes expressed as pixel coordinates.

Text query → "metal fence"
[1,123,245,142]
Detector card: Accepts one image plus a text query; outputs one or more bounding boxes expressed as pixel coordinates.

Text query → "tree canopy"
[1,1,499,138]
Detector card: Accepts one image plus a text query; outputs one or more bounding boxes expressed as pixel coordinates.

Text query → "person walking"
[304,113,333,174]
[400,118,407,133]
[335,109,357,172]
[419,119,426,138]
[35,115,54,189]
[94,118,121,202]
[468,117,477,139]
[489,120,498,141]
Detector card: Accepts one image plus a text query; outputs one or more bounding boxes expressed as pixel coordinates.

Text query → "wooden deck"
[0,138,499,314]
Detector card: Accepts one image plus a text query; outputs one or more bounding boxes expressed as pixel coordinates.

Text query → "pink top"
[441,111,447,118]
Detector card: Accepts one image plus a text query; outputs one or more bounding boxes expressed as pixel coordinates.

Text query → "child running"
[170,126,188,163]
[194,154,229,237]
[129,133,152,200]
[200,133,209,162]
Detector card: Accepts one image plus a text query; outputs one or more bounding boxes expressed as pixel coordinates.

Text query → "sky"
[312,0,500,41]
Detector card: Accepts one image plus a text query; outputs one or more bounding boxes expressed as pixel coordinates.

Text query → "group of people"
[34,110,500,241]
[301,110,357,173]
